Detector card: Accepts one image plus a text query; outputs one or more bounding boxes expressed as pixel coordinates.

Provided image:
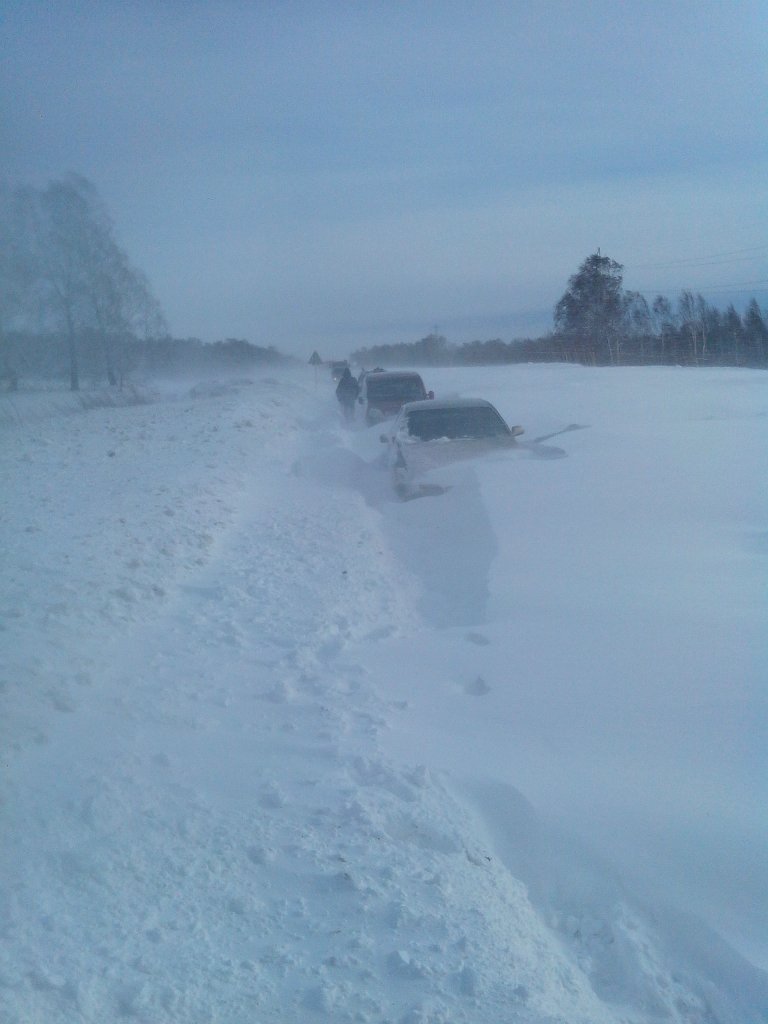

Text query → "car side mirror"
[427,390,434,399]
[358,396,363,403]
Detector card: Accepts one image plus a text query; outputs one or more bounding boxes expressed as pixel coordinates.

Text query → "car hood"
[400,435,519,477]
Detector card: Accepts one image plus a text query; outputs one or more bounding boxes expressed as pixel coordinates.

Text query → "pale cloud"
[2,1,766,354]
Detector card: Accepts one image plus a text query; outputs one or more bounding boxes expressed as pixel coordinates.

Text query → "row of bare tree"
[1,175,165,390]
[552,253,767,366]
[351,254,768,369]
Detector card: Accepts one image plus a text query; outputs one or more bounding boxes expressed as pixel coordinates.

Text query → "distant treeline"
[1,332,289,387]
[351,254,768,369]
[0,175,293,390]
[5,185,766,390]
[135,337,290,373]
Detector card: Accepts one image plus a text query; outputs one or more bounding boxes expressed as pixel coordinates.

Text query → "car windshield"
[405,406,510,441]
[366,377,425,401]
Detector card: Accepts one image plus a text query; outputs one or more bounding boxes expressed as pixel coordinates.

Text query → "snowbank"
[1,365,766,1023]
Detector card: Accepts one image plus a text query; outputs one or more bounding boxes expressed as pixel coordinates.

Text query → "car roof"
[366,370,423,380]
[401,398,496,413]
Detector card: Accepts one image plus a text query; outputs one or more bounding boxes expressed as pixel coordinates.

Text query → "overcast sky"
[2,1,767,357]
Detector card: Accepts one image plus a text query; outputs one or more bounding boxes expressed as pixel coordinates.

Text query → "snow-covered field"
[1,363,766,1023]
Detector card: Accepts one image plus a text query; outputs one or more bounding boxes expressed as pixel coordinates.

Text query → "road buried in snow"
[1,365,767,1022]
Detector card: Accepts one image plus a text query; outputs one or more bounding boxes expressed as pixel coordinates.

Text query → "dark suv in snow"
[358,371,433,424]
[330,360,349,381]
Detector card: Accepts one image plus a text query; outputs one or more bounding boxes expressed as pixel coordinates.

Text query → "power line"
[634,279,768,297]
[629,244,768,270]
[688,285,768,295]
[633,255,764,270]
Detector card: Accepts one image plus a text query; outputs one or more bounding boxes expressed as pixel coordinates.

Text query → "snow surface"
[1,364,766,1023]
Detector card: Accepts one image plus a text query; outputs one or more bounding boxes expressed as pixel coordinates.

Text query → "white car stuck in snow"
[380,397,524,493]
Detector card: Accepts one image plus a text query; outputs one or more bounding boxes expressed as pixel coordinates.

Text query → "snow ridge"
[1,369,766,1023]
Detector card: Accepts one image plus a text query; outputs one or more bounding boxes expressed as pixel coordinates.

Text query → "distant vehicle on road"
[358,371,433,425]
[330,360,349,381]
[380,397,524,492]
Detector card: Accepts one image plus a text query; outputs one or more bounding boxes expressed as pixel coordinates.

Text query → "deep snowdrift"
[1,365,766,1023]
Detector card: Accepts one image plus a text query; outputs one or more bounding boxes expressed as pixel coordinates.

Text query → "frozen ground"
[1,363,766,1023]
